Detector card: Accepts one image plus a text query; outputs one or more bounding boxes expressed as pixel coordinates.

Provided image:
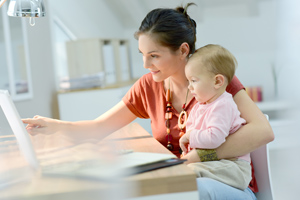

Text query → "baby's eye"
[151,54,158,58]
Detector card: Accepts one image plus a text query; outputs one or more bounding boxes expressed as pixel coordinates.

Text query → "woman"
[23,3,274,199]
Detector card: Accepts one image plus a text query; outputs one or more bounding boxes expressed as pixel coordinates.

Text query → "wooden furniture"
[0,123,198,199]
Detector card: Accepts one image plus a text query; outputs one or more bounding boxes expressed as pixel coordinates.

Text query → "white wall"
[48,0,124,39]
[196,1,277,101]
[276,0,300,102]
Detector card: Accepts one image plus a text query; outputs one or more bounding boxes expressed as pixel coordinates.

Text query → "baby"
[180,44,251,190]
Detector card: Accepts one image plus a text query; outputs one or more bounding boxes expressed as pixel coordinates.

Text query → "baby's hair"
[190,44,237,83]
[135,3,197,55]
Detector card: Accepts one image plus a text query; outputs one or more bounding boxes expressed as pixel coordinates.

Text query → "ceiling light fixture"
[0,0,46,26]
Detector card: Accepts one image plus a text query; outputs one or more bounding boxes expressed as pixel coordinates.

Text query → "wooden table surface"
[0,123,197,200]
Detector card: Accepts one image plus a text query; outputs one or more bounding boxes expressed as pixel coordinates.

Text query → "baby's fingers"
[179,140,187,154]
[181,145,188,154]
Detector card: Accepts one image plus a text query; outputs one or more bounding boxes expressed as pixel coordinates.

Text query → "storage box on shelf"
[63,38,132,91]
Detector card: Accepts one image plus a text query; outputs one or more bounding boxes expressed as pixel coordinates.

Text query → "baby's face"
[185,60,217,104]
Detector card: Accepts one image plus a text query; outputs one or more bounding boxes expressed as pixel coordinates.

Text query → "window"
[0,3,32,101]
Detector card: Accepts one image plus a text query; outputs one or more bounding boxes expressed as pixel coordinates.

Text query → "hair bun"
[176,3,197,28]
[176,2,196,15]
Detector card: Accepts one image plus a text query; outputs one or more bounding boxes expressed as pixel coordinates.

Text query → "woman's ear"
[214,74,226,89]
[179,42,190,59]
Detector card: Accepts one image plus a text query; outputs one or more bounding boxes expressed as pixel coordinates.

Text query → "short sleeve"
[122,76,150,119]
[226,76,245,97]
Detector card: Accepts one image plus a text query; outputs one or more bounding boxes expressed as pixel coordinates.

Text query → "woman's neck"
[166,66,188,89]
[165,74,192,113]
[170,77,188,90]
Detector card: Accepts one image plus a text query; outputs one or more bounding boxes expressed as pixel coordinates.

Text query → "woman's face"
[138,34,185,82]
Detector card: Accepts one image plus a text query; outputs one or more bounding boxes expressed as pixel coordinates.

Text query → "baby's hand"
[179,133,190,155]
[180,151,187,158]
[181,149,201,164]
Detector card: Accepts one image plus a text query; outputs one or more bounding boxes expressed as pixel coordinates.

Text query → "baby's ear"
[214,74,225,89]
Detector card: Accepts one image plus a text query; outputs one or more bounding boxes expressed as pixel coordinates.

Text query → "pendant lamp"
[7,0,45,17]
[7,0,45,26]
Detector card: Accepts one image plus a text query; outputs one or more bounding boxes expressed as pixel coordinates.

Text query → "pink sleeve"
[189,100,235,149]
[186,104,197,133]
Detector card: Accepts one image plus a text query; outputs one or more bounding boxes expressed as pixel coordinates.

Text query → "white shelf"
[256,100,290,112]
[269,119,296,127]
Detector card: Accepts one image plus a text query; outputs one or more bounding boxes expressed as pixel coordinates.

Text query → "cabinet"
[57,84,152,134]
[58,86,130,121]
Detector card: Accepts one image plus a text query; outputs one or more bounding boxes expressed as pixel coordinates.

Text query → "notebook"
[0,90,185,184]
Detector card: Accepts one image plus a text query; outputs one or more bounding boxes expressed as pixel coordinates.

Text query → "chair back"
[250,114,274,200]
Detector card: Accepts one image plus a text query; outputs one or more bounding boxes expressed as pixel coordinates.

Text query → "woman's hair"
[190,44,237,83]
[135,3,197,55]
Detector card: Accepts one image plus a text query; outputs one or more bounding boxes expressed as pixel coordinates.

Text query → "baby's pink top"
[187,91,250,162]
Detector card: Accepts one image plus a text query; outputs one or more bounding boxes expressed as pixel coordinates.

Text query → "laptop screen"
[0,90,39,169]
[0,98,36,188]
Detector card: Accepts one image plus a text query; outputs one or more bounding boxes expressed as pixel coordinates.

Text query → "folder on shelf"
[119,42,131,82]
[102,41,117,85]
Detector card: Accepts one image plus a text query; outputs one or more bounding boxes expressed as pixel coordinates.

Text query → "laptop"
[0,90,184,185]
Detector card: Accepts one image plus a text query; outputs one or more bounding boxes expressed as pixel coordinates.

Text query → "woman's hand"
[22,115,62,135]
[21,101,138,141]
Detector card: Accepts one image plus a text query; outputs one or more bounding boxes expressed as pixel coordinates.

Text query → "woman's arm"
[182,89,274,163]
[22,101,137,141]
[216,89,274,159]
